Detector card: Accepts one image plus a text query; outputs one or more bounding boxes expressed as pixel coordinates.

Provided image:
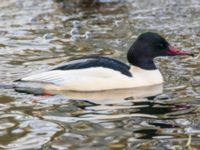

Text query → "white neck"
[129,65,164,86]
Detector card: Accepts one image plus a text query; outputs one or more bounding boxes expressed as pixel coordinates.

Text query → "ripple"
[6,120,63,150]
[0,0,200,149]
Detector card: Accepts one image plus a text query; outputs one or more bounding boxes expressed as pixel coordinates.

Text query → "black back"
[51,56,132,77]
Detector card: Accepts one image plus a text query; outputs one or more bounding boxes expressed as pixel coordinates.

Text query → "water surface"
[0,0,200,149]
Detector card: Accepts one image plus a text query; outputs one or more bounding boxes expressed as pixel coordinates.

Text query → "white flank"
[21,66,163,91]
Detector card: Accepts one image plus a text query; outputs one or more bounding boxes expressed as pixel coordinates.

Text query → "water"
[0,0,200,149]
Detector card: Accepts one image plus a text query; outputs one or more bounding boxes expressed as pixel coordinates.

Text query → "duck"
[15,32,192,92]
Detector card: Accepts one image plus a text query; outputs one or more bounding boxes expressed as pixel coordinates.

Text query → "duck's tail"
[0,83,16,89]
[0,82,54,95]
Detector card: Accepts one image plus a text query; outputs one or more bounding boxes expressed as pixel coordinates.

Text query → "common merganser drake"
[15,32,192,91]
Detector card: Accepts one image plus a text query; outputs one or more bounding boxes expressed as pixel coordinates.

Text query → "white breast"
[21,66,163,91]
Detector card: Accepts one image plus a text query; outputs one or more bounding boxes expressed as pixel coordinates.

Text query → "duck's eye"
[158,43,166,49]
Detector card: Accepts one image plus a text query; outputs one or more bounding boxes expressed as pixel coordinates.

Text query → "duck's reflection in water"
[15,82,194,121]
[55,84,163,104]
[38,83,193,122]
